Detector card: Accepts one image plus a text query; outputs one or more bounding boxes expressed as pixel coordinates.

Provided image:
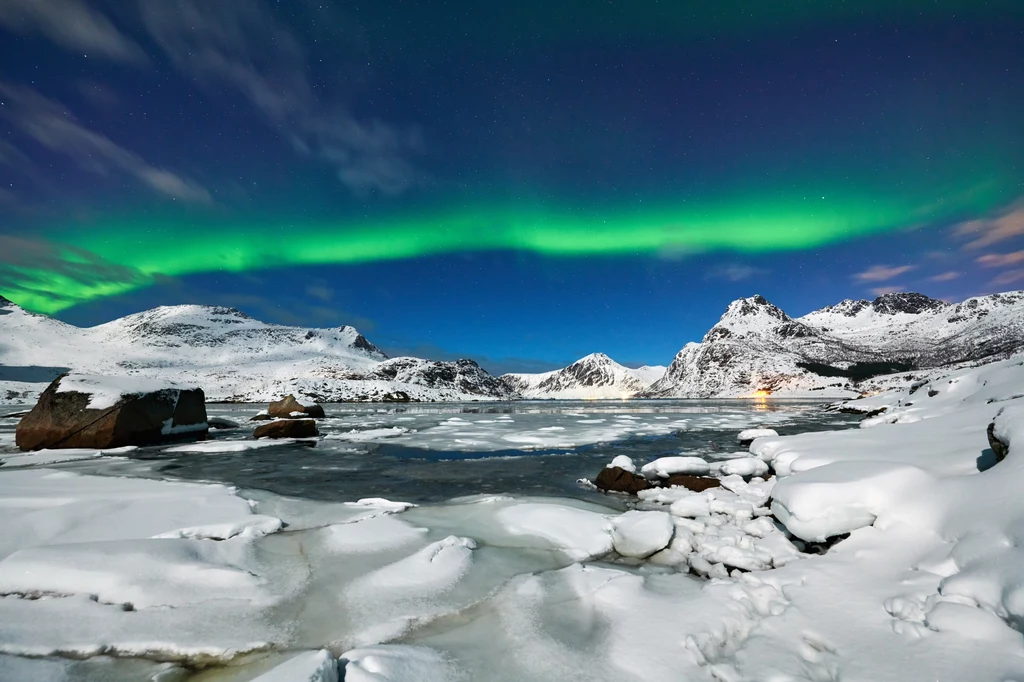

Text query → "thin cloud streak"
[953,199,1024,250]
[138,0,423,196]
[854,264,915,283]
[0,82,211,203]
[0,0,147,64]
[977,251,1024,268]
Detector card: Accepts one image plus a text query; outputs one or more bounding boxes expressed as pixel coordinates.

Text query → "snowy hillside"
[501,353,666,399]
[0,297,515,404]
[644,291,1024,398]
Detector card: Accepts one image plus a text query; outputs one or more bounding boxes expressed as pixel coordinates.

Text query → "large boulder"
[988,421,1009,462]
[268,395,326,419]
[595,466,651,494]
[254,419,319,439]
[16,374,207,451]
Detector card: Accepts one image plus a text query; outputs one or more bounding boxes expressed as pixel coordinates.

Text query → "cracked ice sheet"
[0,469,266,560]
[318,408,801,451]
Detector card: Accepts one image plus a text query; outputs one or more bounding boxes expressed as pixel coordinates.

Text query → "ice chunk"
[322,515,428,553]
[641,456,711,479]
[164,439,311,453]
[738,427,779,442]
[0,538,270,608]
[610,510,674,558]
[341,645,458,682]
[153,515,283,540]
[496,503,612,561]
[251,649,338,682]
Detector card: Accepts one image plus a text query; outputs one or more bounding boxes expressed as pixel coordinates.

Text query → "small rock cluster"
[251,394,325,439]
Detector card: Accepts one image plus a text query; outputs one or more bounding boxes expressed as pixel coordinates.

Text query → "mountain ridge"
[0,299,515,404]
[643,290,1024,398]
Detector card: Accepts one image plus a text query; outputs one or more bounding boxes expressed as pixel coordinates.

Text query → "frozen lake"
[1,399,857,504]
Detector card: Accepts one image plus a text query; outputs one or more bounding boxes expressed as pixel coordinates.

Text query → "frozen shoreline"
[1,358,1023,681]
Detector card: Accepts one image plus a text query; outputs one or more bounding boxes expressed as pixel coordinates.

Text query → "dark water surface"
[1,400,858,505]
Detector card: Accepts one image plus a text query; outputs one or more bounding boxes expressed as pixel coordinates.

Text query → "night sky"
[1,1,1022,373]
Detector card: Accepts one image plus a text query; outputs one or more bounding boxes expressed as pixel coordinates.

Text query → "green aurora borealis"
[12,181,1013,315]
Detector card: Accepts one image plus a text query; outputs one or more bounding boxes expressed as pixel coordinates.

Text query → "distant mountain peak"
[869,292,946,315]
[721,295,790,322]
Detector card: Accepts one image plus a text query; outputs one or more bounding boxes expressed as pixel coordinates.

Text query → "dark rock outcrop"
[382,391,412,402]
[16,375,207,451]
[268,395,326,419]
[988,422,1009,462]
[253,418,319,439]
[663,475,722,492]
[595,466,651,494]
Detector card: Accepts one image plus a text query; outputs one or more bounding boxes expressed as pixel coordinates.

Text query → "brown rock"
[988,422,1009,462]
[16,375,207,451]
[268,395,326,419]
[663,475,722,492]
[253,418,319,439]
[594,466,651,494]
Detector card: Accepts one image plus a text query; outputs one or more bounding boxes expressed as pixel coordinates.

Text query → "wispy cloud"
[953,199,1024,250]
[138,0,422,196]
[977,251,1024,268]
[0,0,147,64]
[991,270,1024,287]
[869,286,904,296]
[929,271,961,282]
[0,82,211,203]
[706,263,769,282]
[853,264,915,283]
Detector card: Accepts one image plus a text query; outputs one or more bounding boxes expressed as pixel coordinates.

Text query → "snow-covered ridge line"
[500,353,666,399]
[0,300,515,404]
[644,290,1024,398]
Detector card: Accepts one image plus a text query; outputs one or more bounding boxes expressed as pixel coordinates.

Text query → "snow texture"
[0,300,513,404]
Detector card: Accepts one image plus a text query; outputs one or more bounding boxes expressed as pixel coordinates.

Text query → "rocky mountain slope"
[501,353,666,399]
[643,291,1024,398]
[0,298,515,404]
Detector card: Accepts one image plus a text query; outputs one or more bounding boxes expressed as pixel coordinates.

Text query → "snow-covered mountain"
[501,353,666,399]
[643,291,1024,398]
[0,298,515,404]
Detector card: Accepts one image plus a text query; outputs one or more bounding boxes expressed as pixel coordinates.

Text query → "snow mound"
[496,503,612,561]
[610,510,674,558]
[641,456,711,478]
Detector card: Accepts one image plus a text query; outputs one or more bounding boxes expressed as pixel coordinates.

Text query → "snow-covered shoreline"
[1,355,1022,680]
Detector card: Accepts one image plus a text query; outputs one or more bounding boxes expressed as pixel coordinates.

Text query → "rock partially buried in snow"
[663,474,721,492]
[268,394,326,419]
[594,466,651,494]
[988,420,1009,462]
[641,456,711,478]
[738,427,779,445]
[15,373,207,451]
[254,418,319,439]
[609,454,636,473]
[610,510,674,558]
